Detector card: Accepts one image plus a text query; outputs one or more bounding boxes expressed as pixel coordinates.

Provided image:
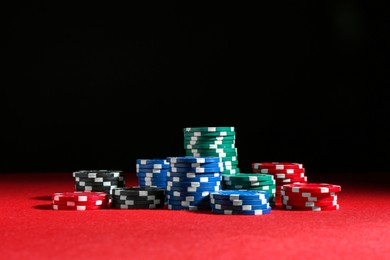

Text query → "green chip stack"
[183,126,240,175]
[221,173,276,207]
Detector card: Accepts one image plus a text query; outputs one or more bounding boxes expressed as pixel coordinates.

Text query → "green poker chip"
[184,131,236,137]
[184,127,235,132]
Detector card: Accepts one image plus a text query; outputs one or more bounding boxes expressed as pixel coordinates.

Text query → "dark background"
[2,2,390,177]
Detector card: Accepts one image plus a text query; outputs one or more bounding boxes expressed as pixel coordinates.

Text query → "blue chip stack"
[210,190,272,215]
[166,156,223,211]
[136,159,169,189]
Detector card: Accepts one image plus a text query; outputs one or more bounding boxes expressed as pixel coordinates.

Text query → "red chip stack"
[280,183,341,211]
[51,191,111,210]
[251,162,308,206]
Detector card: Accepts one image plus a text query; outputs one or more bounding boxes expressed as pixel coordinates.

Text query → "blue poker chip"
[169,167,223,173]
[136,168,169,174]
[167,172,221,178]
[211,207,272,215]
[167,194,210,202]
[170,162,225,168]
[136,172,167,178]
[167,156,221,164]
[167,181,221,188]
[138,176,167,181]
[211,203,270,211]
[167,204,211,211]
[138,181,167,186]
[167,176,221,183]
[168,199,210,206]
[211,198,268,206]
[167,185,221,192]
[136,159,169,165]
[136,164,170,170]
[210,190,269,200]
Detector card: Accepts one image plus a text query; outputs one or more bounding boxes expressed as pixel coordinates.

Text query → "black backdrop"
[3,2,390,176]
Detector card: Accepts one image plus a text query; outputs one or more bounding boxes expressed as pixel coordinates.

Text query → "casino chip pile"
[111,187,166,209]
[281,183,341,211]
[251,162,307,205]
[183,127,239,175]
[166,156,223,210]
[221,173,276,207]
[136,159,169,189]
[51,191,111,210]
[73,170,126,195]
[210,190,271,215]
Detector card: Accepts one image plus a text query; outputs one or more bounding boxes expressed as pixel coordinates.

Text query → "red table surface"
[1,172,389,260]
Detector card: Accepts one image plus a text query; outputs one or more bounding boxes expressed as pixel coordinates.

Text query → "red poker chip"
[281,194,337,202]
[52,204,105,210]
[281,183,341,193]
[252,168,305,174]
[279,176,308,183]
[52,199,108,206]
[272,172,306,179]
[251,162,304,170]
[282,204,340,211]
[52,191,108,202]
[280,189,338,198]
[282,199,338,207]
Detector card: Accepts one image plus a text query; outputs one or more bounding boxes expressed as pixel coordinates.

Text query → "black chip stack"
[73,170,126,195]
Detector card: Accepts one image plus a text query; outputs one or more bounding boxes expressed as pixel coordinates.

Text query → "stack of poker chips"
[210,190,271,215]
[281,183,341,211]
[73,170,126,195]
[111,187,166,209]
[166,156,223,210]
[251,162,307,206]
[221,173,276,207]
[183,127,239,175]
[51,191,111,210]
[136,159,169,189]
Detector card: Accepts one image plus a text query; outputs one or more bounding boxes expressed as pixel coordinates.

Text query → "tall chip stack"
[183,126,239,175]
[221,173,276,207]
[73,170,126,195]
[166,156,223,210]
[251,162,308,206]
[136,159,169,189]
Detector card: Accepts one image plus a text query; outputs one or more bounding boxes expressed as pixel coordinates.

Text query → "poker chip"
[280,189,337,198]
[212,203,271,211]
[210,190,268,200]
[167,156,222,164]
[252,162,304,170]
[282,200,338,207]
[52,200,106,206]
[211,208,272,215]
[184,127,235,132]
[282,204,340,211]
[52,204,105,210]
[72,170,122,178]
[113,186,165,196]
[167,204,211,211]
[211,198,268,206]
[111,204,164,209]
[282,195,338,202]
[52,191,108,202]
[281,183,341,193]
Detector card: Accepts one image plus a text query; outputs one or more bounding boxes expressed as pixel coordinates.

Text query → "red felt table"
[1,172,389,260]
